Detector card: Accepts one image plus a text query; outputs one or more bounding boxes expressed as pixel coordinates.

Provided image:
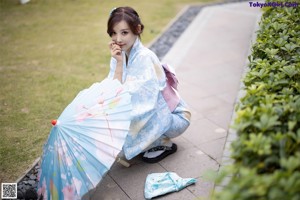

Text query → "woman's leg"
[145,99,191,149]
[142,100,191,162]
[164,100,191,138]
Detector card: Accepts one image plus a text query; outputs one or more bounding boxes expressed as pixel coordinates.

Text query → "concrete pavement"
[88,1,262,199]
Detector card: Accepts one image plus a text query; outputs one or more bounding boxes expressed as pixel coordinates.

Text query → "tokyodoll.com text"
[249,2,299,8]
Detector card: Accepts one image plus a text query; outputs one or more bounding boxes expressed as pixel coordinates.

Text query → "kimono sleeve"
[125,51,166,93]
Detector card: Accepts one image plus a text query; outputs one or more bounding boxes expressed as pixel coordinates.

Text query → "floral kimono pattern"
[107,38,191,160]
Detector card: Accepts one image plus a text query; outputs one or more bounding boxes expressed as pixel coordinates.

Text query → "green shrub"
[214,1,300,199]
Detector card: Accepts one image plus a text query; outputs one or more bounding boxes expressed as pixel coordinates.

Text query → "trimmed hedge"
[214,1,300,199]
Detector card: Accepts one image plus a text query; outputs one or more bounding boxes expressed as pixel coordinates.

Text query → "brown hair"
[107,7,144,38]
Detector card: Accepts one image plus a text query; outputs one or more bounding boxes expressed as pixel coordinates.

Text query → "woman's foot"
[142,143,177,163]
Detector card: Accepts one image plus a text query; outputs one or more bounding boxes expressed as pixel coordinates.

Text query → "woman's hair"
[107,7,144,38]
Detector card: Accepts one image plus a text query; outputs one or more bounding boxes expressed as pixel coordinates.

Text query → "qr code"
[1,183,17,199]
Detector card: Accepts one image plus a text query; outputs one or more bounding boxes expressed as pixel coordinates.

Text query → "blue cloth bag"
[144,172,197,199]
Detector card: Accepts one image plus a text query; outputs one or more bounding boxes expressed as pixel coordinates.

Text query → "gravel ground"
[16,1,249,199]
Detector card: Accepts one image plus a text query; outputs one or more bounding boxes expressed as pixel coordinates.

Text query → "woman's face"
[111,20,138,55]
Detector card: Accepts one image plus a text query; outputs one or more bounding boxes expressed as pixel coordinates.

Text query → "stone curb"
[15,157,40,183]
[146,4,191,48]
[146,0,226,48]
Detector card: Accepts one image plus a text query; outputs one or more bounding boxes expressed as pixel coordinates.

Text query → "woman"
[107,7,191,163]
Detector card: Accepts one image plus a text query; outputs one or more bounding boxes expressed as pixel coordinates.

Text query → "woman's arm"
[113,60,123,82]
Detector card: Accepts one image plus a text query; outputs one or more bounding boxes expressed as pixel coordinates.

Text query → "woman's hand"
[109,41,123,62]
[109,41,123,83]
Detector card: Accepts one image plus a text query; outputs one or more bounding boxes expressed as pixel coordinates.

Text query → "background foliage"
[214,0,300,199]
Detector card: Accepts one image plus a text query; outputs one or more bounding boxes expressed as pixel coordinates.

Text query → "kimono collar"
[127,37,143,61]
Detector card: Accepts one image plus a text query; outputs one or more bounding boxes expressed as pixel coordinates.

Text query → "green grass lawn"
[0,0,214,182]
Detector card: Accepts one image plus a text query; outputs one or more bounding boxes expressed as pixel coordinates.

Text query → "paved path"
[87,1,262,199]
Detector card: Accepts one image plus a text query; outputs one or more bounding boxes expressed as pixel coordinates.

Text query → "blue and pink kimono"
[107,38,191,160]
